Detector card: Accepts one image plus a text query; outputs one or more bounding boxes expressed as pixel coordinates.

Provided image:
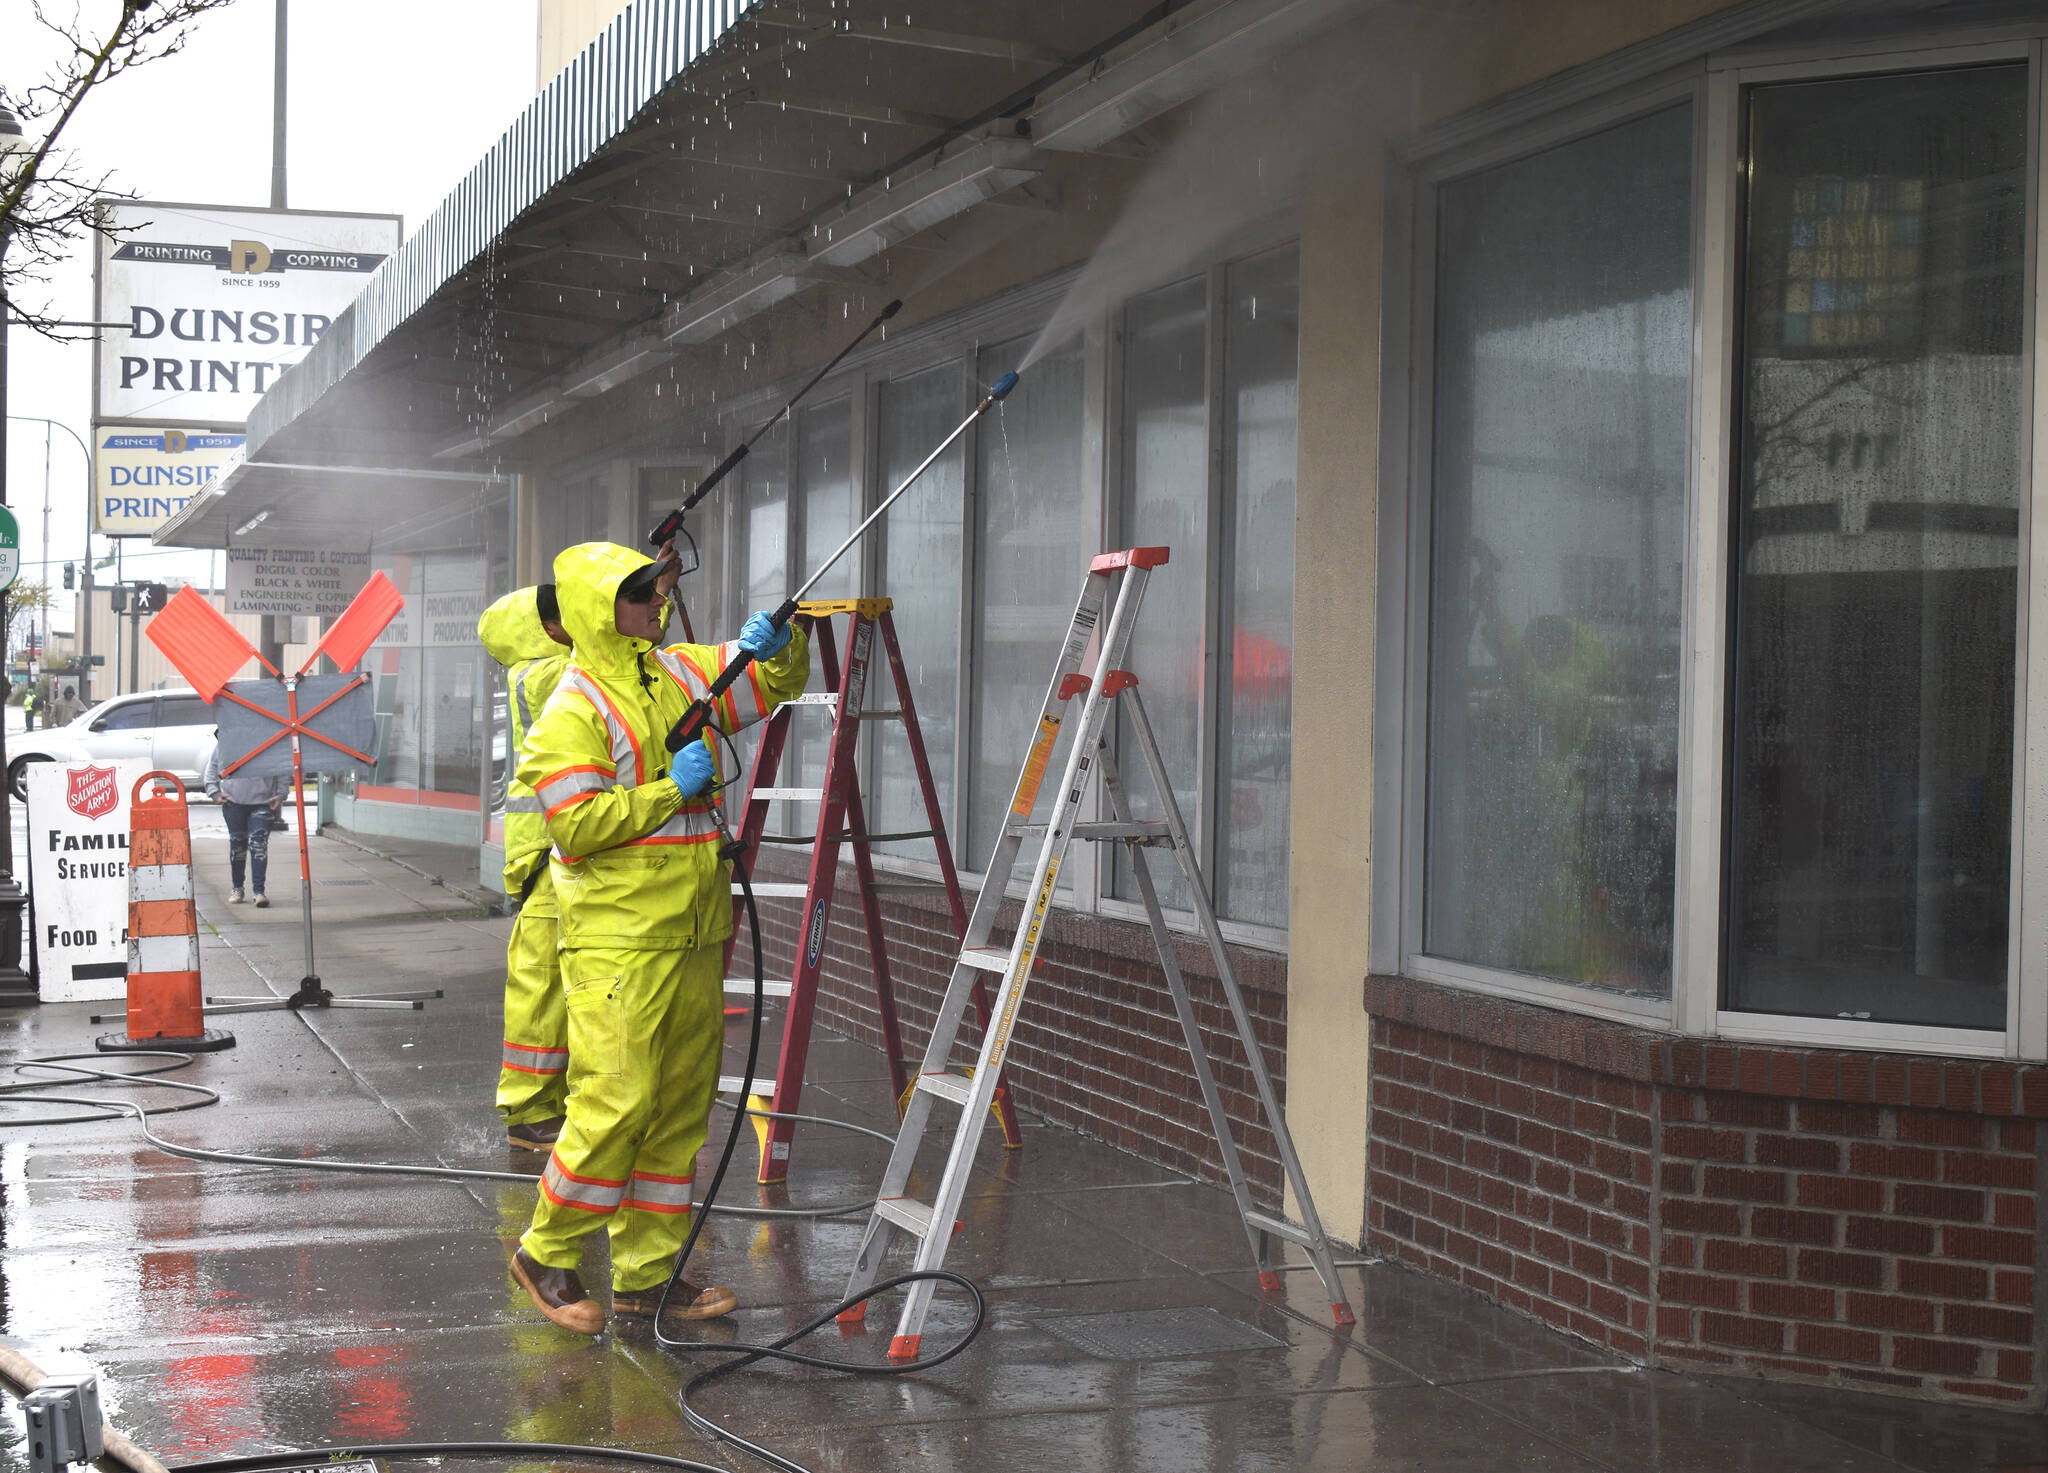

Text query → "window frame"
[695,252,1297,953]
[1376,34,2048,1058]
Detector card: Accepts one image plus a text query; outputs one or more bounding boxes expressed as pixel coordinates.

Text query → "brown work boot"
[509,1245,605,1334]
[611,1279,738,1326]
[506,1117,564,1151]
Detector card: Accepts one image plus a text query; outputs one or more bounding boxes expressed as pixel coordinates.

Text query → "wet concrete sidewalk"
[3,831,2047,1472]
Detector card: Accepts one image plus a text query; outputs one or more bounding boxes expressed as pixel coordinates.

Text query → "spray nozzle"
[990,371,1019,401]
[882,299,903,320]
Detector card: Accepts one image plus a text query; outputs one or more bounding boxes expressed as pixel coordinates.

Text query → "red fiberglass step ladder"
[838,547,1356,1358]
[718,598,1021,1183]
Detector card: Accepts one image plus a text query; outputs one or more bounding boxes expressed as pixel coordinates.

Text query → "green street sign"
[0,506,19,593]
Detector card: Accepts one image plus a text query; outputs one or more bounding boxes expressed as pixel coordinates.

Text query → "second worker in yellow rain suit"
[478,585,574,1150]
[508,541,808,1336]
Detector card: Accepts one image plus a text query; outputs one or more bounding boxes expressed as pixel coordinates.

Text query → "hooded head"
[477,586,567,669]
[552,541,666,676]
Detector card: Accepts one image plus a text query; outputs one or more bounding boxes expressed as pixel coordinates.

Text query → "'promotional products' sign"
[226,545,372,618]
[27,759,149,1003]
[93,428,246,537]
[94,200,400,428]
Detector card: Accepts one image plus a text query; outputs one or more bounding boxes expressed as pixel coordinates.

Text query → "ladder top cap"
[1091,546,1170,572]
[797,598,894,616]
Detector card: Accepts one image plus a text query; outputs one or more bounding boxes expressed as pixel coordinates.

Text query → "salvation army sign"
[26,759,149,1003]
[94,200,400,428]
[67,764,120,822]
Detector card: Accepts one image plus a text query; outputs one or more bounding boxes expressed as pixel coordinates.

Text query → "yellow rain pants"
[480,586,571,1127]
[495,906,565,1126]
[520,941,725,1292]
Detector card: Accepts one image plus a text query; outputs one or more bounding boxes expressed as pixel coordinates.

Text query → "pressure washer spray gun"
[645,300,905,638]
[663,369,1020,761]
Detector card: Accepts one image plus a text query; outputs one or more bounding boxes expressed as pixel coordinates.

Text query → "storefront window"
[1114,275,1209,912]
[1726,66,2025,1029]
[1216,247,1299,923]
[790,398,855,809]
[874,363,966,861]
[968,337,1087,867]
[359,549,490,810]
[1424,105,1692,997]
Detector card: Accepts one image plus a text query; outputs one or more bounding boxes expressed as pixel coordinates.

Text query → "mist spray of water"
[1017,34,1381,372]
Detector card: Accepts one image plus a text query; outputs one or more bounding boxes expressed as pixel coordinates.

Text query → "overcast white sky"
[6,0,541,628]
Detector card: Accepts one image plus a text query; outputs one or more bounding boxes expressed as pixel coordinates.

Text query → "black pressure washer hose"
[2,797,987,1473]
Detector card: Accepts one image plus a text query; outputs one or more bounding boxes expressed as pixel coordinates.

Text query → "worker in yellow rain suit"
[508,541,808,1336]
[478,585,574,1150]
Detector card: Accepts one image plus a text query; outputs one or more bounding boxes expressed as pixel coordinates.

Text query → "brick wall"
[1364,974,2048,1409]
[731,854,1290,1203]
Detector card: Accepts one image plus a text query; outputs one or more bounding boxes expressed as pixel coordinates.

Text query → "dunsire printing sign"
[94,200,400,429]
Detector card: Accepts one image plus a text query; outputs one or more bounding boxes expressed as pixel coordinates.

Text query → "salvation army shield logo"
[66,765,120,821]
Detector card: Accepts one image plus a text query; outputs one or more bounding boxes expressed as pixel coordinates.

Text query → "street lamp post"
[12,416,96,705]
[0,103,35,1004]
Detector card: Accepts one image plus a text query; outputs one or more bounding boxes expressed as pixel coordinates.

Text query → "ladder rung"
[916,1070,974,1107]
[1072,820,1171,842]
[724,977,793,998]
[756,829,935,845]
[784,692,839,706]
[868,879,948,894]
[1243,1209,1315,1246]
[718,1074,777,1095]
[860,709,904,721]
[874,1196,935,1238]
[734,881,810,898]
[958,947,1011,973]
[753,787,825,801]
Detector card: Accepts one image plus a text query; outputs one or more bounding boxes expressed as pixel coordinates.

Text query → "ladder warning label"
[1012,715,1061,816]
[1061,603,1099,669]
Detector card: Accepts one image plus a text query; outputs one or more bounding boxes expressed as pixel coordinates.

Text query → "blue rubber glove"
[668,740,715,799]
[738,610,792,659]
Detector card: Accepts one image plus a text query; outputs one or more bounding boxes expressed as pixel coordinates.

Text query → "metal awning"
[154,0,1362,548]
[162,443,512,550]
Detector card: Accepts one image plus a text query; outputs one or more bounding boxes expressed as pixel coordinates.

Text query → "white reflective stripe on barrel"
[129,933,201,974]
[129,864,192,904]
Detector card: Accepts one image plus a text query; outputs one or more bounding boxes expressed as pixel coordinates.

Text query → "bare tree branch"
[1,0,242,338]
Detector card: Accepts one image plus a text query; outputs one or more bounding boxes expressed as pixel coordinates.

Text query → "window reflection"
[1726,66,2025,1028]
[1425,105,1692,996]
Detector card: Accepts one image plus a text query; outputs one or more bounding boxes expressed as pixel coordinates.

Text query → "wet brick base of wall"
[1363,974,2047,1408]
[730,852,1290,1206]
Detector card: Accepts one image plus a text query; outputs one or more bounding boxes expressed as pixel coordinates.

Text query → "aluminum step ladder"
[718,598,1021,1183]
[839,548,1356,1358]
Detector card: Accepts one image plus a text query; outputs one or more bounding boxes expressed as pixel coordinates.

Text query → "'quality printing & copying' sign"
[94,200,400,427]
[26,760,149,1003]
[227,545,372,619]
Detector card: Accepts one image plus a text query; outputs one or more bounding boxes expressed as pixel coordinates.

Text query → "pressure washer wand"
[645,298,903,551]
[664,370,1019,753]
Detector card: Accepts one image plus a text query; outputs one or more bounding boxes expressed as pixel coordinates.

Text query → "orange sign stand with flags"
[139,575,440,1015]
[94,772,235,1053]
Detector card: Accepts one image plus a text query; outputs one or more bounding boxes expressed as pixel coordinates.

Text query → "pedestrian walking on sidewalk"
[203,739,289,906]
[506,540,807,1337]
[478,583,573,1153]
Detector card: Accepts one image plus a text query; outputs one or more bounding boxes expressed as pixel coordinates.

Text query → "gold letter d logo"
[228,239,272,274]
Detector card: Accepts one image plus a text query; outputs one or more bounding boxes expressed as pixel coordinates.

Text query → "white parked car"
[9,689,217,799]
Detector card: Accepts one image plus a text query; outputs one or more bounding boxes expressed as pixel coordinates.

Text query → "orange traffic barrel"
[95,773,234,1054]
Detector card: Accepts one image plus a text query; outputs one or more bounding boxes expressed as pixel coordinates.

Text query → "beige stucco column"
[1285,142,1383,1247]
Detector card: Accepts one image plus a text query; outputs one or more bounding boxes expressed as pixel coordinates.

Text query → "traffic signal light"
[108,584,125,613]
[135,582,170,613]
[62,562,74,590]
